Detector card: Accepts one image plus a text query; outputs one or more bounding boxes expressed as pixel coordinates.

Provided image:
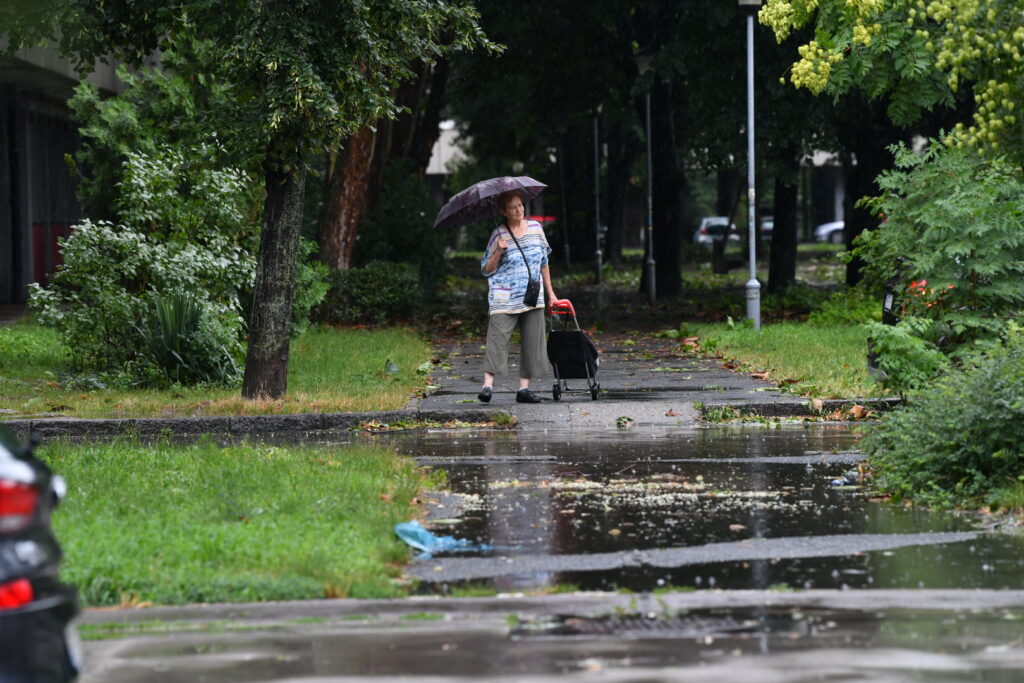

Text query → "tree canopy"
[3,0,493,398]
[761,0,1023,164]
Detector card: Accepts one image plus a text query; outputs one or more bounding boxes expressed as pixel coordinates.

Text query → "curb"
[0,407,515,444]
[0,397,900,442]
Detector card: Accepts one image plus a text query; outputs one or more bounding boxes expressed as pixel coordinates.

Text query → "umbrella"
[432,176,547,230]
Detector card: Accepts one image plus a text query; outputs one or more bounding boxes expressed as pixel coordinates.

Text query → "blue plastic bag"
[394,520,491,559]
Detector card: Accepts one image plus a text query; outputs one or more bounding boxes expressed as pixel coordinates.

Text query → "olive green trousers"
[482,307,549,379]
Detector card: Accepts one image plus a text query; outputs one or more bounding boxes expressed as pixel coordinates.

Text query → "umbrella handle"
[549,299,575,317]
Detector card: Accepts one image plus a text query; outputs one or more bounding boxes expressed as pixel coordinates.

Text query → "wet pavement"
[416,336,896,429]
[80,590,1024,682]
[375,425,1023,594]
[78,424,1024,681]
[74,335,1024,681]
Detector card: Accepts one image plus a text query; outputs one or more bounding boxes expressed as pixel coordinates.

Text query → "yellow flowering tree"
[761,0,1023,164]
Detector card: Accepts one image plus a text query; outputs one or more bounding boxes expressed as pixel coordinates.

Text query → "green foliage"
[760,0,952,125]
[807,287,881,327]
[853,141,1024,390]
[354,159,449,297]
[4,2,495,168]
[317,261,420,325]
[65,45,256,220]
[864,317,949,394]
[289,239,330,339]
[761,0,1024,163]
[41,440,427,605]
[137,293,241,386]
[29,143,256,380]
[862,324,1024,508]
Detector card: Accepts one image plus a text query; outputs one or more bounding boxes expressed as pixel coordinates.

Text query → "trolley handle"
[549,298,576,317]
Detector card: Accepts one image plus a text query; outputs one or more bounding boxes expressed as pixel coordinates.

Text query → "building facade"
[0,48,130,304]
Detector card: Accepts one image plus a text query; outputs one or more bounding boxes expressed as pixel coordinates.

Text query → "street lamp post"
[739,0,762,330]
[593,113,602,284]
[634,55,656,305]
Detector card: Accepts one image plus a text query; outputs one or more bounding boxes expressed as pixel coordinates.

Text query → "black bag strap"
[505,225,535,282]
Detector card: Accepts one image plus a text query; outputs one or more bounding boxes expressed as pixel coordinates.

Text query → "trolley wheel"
[590,382,600,401]
[552,383,562,401]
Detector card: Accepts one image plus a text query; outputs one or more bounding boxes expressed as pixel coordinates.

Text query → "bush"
[316,261,420,324]
[289,241,330,339]
[136,293,241,386]
[807,287,881,327]
[354,159,448,297]
[862,324,1024,508]
[854,141,1024,389]
[29,143,258,383]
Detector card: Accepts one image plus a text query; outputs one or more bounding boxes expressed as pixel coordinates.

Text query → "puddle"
[368,425,1024,593]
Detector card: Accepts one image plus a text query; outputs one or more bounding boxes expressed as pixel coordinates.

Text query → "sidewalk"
[1,332,895,443]
[420,333,894,430]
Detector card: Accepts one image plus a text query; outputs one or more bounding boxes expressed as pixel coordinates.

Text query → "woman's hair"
[496,190,522,212]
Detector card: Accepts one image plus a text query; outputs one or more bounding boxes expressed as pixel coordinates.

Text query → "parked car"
[814,220,845,244]
[0,429,81,682]
[693,216,739,245]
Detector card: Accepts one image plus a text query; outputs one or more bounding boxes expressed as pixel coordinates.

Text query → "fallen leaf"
[729,524,747,532]
[848,404,871,420]
[750,371,769,380]
[379,493,393,502]
[778,378,800,386]
[721,361,739,370]
[609,528,621,536]
[665,408,683,416]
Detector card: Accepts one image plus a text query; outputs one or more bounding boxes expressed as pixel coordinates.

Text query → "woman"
[478,189,558,403]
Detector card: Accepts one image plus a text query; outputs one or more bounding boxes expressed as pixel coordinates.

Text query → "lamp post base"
[745,278,761,330]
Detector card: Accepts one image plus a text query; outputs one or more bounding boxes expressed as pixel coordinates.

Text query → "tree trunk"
[836,98,903,286]
[768,152,800,294]
[242,156,307,400]
[318,127,376,271]
[606,115,639,266]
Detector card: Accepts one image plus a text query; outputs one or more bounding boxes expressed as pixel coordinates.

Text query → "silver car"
[814,220,845,244]
[693,217,739,245]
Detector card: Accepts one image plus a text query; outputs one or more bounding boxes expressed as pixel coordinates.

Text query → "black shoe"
[477,386,492,403]
[516,388,542,403]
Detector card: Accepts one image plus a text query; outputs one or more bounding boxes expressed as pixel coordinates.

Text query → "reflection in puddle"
[368,425,1024,594]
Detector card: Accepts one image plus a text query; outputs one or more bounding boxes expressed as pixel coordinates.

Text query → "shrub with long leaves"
[138,293,240,385]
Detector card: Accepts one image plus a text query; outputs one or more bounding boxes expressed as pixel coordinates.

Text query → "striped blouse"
[480,221,552,315]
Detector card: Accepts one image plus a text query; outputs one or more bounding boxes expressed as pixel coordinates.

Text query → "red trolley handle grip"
[549,298,575,317]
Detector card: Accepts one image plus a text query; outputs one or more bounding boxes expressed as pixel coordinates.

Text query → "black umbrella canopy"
[432,176,547,230]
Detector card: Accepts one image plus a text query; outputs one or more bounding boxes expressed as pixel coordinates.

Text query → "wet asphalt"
[71,334,1024,680]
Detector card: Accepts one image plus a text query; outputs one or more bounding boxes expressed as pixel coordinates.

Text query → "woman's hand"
[496,235,508,252]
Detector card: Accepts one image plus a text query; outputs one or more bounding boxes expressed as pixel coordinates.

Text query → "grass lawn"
[41,439,432,606]
[0,323,432,418]
[687,321,881,399]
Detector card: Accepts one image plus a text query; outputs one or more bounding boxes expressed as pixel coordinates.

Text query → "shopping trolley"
[547,299,600,400]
